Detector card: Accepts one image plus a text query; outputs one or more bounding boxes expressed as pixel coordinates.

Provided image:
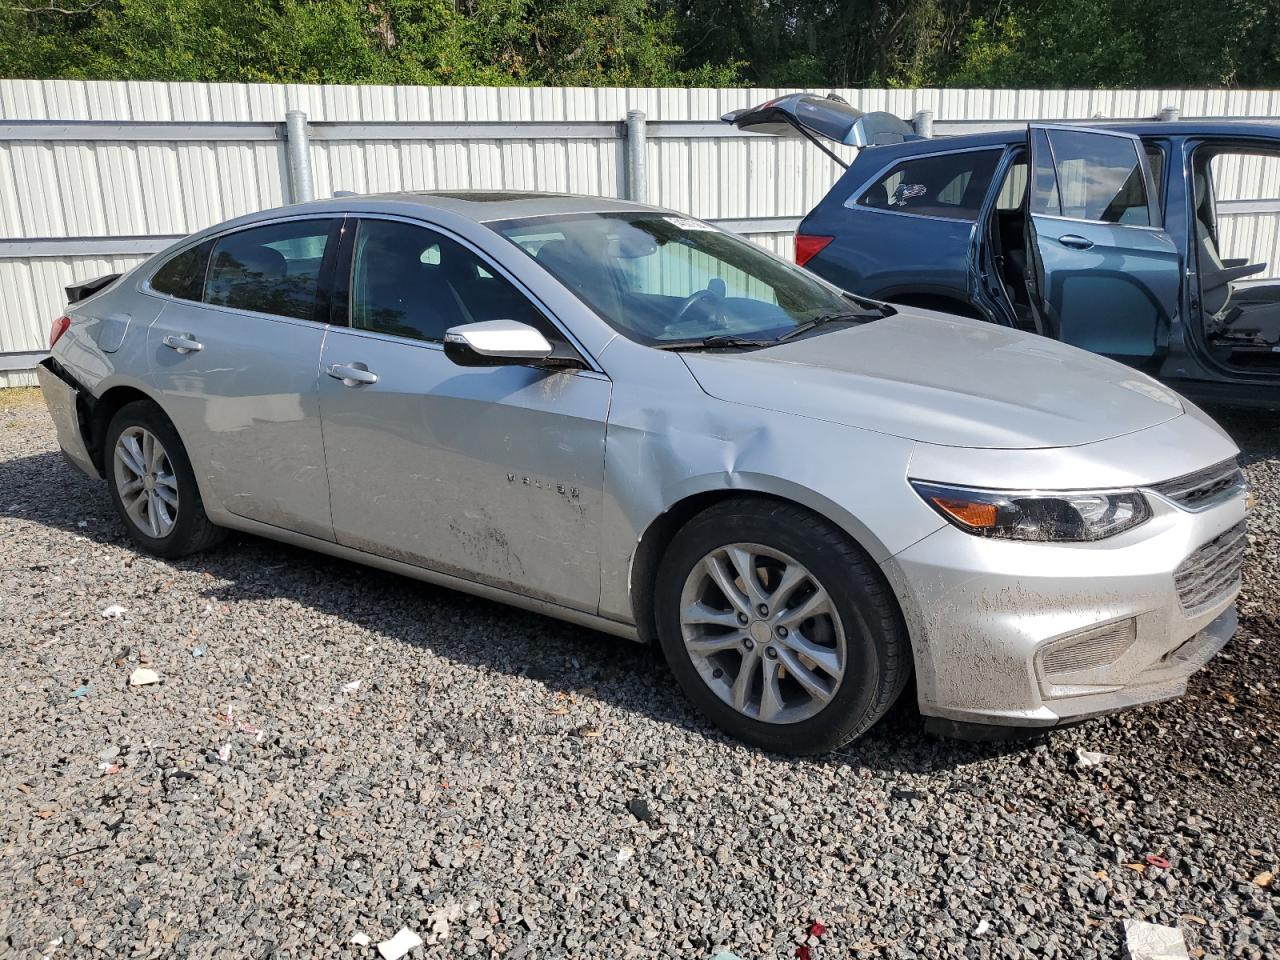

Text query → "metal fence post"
[1158,105,1182,122]
[913,109,934,138]
[285,110,315,204]
[624,110,648,203]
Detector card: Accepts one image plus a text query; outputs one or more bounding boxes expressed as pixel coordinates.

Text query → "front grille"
[1041,620,1136,678]
[1151,458,1246,511]
[1174,521,1246,611]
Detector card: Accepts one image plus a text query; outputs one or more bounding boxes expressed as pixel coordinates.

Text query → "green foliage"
[661,0,1280,88]
[0,0,1276,88]
[0,0,737,85]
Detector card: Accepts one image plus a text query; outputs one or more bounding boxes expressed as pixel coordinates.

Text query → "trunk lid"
[721,93,917,147]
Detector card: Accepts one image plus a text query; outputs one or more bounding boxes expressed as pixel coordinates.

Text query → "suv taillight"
[794,234,834,267]
[49,315,71,349]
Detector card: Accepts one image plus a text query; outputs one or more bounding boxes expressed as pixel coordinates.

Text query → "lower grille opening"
[1041,619,1137,681]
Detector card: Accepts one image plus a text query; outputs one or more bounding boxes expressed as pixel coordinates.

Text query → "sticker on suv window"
[664,216,717,232]
[890,183,928,206]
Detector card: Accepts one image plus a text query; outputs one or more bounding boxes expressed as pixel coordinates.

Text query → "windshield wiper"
[774,311,867,342]
[844,292,897,317]
[651,334,775,351]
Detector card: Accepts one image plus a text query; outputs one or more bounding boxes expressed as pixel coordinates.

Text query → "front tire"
[104,400,225,559]
[654,498,910,754]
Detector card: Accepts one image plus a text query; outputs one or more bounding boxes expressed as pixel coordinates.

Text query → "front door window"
[348,218,554,343]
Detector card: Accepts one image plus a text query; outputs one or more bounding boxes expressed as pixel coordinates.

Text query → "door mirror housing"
[443,319,555,367]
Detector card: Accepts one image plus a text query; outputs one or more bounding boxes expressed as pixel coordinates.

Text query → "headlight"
[910,480,1151,542]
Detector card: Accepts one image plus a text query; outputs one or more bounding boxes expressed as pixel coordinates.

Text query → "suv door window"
[856,150,1002,219]
[203,219,337,321]
[996,157,1028,211]
[349,218,551,343]
[1040,129,1151,225]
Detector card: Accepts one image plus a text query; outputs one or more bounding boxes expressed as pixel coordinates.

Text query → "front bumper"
[882,491,1246,729]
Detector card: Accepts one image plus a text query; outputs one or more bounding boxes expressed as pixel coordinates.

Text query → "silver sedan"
[37,192,1247,753]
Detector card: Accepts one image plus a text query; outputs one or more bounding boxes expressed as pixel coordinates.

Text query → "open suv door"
[1023,124,1182,365]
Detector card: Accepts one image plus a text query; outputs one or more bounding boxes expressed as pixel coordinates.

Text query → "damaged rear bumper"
[35,359,98,479]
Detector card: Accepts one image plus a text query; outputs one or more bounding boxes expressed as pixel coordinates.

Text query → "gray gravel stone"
[0,388,1277,959]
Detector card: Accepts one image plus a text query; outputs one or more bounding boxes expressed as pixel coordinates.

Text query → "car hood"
[681,310,1185,449]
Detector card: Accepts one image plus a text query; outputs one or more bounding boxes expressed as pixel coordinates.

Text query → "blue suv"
[725,94,1280,407]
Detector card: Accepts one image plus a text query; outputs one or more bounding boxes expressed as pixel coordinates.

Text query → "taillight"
[794,234,834,267]
[49,315,71,349]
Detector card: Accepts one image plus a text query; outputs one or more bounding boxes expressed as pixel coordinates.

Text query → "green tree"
[0,0,739,85]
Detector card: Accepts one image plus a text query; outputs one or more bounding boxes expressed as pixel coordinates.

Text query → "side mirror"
[443,319,555,367]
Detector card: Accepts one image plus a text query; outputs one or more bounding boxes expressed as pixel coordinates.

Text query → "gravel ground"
[0,387,1276,960]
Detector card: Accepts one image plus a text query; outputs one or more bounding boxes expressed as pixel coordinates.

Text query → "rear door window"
[203,219,337,321]
[1040,130,1151,225]
[856,149,1002,220]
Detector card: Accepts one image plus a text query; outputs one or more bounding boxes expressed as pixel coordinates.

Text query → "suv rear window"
[856,149,1002,220]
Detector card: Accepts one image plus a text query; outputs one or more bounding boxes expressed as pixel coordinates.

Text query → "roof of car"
[861,119,1280,162]
[286,190,659,223]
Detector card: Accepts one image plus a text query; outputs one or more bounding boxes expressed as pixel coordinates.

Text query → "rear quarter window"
[855,149,1002,220]
[149,241,211,301]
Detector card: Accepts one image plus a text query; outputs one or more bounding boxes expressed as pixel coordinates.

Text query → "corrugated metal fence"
[3,80,1280,386]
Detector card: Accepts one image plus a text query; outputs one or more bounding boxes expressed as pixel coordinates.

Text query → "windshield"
[491,212,870,346]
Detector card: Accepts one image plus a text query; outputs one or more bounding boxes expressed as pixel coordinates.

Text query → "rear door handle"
[161,333,203,353]
[327,362,378,386]
[1057,234,1094,250]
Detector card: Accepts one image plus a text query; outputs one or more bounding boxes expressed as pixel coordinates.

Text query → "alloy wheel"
[112,425,179,538]
[678,542,847,724]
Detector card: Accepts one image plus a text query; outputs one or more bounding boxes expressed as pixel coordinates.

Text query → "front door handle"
[327,362,379,386]
[1057,234,1094,250]
[161,333,204,354]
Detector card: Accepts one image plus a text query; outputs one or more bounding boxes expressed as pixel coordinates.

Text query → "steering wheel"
[669,288,725,331]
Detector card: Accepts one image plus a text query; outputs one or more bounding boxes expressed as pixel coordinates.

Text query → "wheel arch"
[627,482,898,646]
[83,383,171,475]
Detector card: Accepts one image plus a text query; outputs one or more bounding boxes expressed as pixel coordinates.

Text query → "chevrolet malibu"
[37,192,1247,754]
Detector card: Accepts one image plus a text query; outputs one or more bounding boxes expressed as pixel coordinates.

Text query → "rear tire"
[104,400,225,559]
[654,498,910,754]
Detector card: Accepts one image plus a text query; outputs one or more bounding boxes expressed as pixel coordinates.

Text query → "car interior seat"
[1193,169,1280,347]
[357,237,468,340]
[536,238,626,321]
[206,244,290,311]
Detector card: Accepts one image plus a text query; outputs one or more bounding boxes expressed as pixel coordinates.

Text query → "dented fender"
[593,336,944,623]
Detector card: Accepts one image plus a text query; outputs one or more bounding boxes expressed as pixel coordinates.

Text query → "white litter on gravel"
[127,667,159,687]
[376,926,422,959]
[100,604,127,619]
[1075,747,1116,769]
[1123,919,1190,959]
